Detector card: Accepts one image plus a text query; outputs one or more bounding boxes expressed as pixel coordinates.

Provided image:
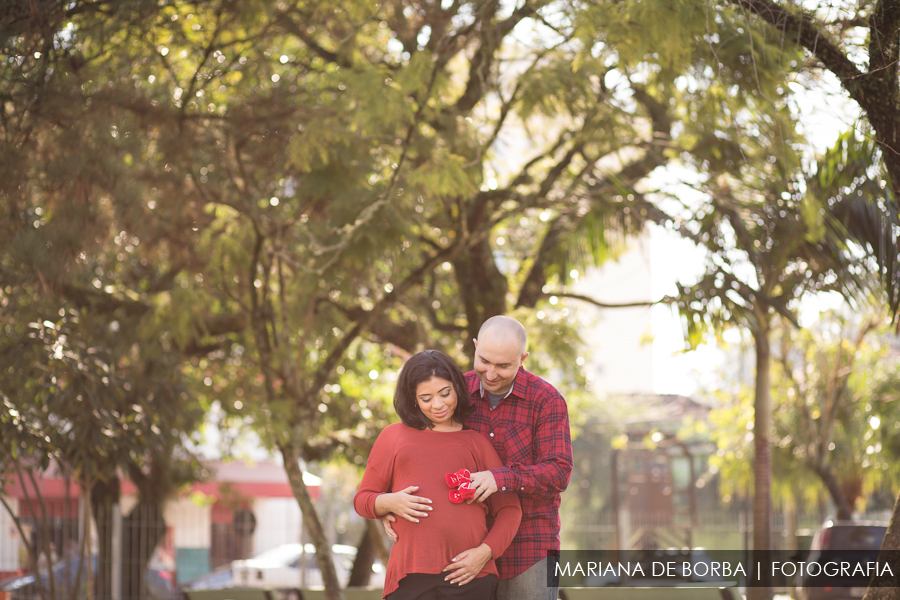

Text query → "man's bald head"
[477,315,527,355]
[473,316,528,395]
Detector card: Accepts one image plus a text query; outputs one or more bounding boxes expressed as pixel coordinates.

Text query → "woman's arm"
[373,486,433,522]
[442,438,523,585]
[442,544,493,586]
[353,428,394,519]
[479,483,522,559]
[353,425,433,522]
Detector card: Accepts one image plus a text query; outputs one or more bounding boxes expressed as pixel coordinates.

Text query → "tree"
[1,4,209,591]
[673,130,893,597]
[727,0,900,251]
[770,313,900,520]
[707,312,900,519]
[1,1,842,597]
[712,4,900,593]
[0,290,205,600]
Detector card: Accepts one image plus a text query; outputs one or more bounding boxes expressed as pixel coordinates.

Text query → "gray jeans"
[496,558,559,600]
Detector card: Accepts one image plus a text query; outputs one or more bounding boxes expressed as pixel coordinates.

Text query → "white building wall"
[164,497,211,548]
[575,233,655,395]
[251,497,302,554]
[0,497,19,572]
[120,494,138,516]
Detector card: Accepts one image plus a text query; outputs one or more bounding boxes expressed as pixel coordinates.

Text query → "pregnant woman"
[354,350,522,599]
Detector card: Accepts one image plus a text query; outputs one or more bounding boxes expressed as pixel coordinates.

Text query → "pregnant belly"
[393,500,489,557]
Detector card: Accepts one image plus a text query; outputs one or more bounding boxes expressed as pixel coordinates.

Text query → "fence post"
[111,504,122,600]
[618,505,631,552]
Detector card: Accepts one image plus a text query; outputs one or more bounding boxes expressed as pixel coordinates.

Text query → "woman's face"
[415,376,458,430]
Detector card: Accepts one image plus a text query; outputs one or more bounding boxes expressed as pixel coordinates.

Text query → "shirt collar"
[477,368,522,400]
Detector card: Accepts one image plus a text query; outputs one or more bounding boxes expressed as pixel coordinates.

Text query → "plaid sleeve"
[480,437,522,560]
[490,390,572,499]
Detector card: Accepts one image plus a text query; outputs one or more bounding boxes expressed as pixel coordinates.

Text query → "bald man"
[383,316,573,600]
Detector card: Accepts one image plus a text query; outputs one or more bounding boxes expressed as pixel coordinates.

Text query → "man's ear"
[520,352,529,364]
[473,339,478,348]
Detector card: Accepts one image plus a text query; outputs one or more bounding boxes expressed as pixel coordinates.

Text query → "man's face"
[473,336,527,396]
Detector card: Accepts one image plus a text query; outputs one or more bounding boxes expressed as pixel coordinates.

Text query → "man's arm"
[381,514,398,543]
[488,391,573,500]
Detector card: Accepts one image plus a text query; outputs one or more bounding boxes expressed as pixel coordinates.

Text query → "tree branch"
[451,0,543,116]
[312,242,459,393]
[540,291,665,309]
[729,0,866,97]
[277,12,349,68]
[323,299,423,353]
[868,0,900,89]
[516,150,671,309]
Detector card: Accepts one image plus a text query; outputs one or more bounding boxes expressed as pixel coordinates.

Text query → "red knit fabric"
[354,423,522,598]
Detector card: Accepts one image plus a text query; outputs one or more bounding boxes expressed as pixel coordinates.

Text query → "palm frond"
[814,132,900,320]
[552,203,643,285]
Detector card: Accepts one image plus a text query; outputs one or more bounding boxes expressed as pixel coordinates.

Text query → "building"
[0,461,320,584]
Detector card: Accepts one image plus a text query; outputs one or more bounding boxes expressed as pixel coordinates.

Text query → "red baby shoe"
[445,468,471,488]
[449,481,476,504]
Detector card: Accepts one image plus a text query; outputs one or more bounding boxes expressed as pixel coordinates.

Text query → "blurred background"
[2,0,900,599]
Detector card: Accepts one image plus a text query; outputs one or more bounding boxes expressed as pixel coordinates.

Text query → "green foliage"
[0,289,204,490]
[674,129,887,345]
[705,312,900,514]
[10,0,895,593]
[705,381,821,508]
[812,132,900,316]
[770,313,900,512]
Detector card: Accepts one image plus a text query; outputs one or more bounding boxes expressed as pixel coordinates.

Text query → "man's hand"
[381,514,398,543]
[443,544,492,585]
[467,471,499,503]
[374,485,432,523]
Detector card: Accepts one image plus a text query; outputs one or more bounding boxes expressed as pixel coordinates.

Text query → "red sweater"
[354,423,522,597]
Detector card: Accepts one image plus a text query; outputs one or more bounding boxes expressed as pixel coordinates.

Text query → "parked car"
[0,555,175,600]
[179,565,234,591]
[795,520,888,600]
[228,543,385,590]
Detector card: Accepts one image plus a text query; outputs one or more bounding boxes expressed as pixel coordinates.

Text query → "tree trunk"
[84,483,94,600]
[281,446,344,600]
[814,465,854,521]
[453,235,508,364]
[90,477,120,600]
[347,519,391,586]
[122,502,167,600]
[862,487,900,599]
[749,323,773,600]
[365,518,390,565]
[346,525,375,587]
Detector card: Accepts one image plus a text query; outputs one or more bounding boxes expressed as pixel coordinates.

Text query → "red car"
[795,520,888,600]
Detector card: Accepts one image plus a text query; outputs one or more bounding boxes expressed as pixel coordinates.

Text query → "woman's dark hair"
[394,350,473,430]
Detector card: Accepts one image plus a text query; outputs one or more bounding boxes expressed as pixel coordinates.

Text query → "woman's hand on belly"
[442,543,492,586]
[374,485,433,523]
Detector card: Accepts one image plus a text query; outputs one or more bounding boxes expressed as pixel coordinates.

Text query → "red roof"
[3,461,319,501]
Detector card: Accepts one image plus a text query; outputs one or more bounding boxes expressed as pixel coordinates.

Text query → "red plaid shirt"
[463,367,573,579]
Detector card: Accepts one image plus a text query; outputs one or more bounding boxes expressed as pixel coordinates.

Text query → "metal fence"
[562,507,894,552]
[0,497,373,600]
[2,491,894,600]
[1,503,178,600]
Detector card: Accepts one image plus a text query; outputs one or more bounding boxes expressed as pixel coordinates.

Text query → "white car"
[231,543,385,589]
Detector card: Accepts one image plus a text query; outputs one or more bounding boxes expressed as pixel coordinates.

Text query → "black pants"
[387,573,497,600]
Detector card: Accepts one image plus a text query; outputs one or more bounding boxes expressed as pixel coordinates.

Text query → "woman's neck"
[431,419,463,432]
